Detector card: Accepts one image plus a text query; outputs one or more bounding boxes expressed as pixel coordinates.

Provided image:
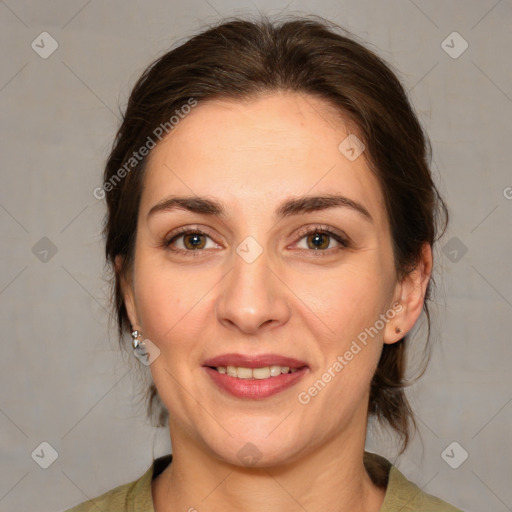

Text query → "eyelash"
[163,225,350,258]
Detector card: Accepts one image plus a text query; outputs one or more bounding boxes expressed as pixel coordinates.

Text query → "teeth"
[217,365,299,379]
[237,367,253,379]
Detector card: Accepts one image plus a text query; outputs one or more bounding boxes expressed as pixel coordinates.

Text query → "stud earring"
[395,326,402,334]
[131,330,144,349]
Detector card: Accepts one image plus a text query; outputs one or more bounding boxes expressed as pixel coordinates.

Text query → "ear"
[383,242,433,344]
[115,255,139,330]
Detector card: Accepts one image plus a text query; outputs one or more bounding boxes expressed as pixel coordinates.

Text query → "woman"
[67,14,463,512]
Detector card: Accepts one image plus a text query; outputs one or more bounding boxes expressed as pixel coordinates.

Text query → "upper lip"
[203,353,309,369]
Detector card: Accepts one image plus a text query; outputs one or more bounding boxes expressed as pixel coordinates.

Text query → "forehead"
[141,92,387,223]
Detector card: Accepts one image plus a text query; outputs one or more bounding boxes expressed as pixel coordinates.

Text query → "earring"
[131,330,143,349]
[395,326,402,334]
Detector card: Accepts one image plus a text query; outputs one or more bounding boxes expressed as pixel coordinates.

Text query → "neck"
[152,423,386,512]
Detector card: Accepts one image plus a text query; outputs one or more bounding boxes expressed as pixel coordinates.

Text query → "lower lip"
[203,366,308,399]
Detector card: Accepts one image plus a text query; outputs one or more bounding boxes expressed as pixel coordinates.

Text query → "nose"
[216,246,291,334]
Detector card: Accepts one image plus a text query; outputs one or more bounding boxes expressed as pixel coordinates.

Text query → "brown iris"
[183,233,207,250]
[307,232,330,250]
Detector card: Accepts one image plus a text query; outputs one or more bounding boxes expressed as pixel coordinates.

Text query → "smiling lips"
[202,353,309,399]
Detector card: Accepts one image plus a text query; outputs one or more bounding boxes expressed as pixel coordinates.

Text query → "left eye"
[294,229,348,251]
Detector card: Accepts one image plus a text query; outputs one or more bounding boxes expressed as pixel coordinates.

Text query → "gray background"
[1,1,511,511]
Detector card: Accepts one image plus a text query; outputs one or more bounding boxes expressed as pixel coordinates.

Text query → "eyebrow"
[147,194,373,223]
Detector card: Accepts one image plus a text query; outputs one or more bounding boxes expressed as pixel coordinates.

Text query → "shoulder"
[64,480,137,512]
[364,451,463,512]
[63,461,156,512]
[385,463,463,511]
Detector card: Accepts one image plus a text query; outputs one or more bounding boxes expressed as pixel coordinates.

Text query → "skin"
[118,92,432,512]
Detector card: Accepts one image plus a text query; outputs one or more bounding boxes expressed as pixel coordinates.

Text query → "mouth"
[202,353,309,399]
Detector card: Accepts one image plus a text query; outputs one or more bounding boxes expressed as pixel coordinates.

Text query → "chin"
[205,432,307,469]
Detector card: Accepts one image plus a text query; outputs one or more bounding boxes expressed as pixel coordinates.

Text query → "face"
[121,92,424,466]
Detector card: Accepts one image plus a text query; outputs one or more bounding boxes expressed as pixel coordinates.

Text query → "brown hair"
[102,14,448,454]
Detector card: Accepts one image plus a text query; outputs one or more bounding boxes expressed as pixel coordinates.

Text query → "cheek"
[132,254,215,349]
[293,262,389,394]
[295,262,388,341]
[299,272,386,410]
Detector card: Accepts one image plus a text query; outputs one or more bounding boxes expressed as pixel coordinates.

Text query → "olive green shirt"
[65,451,462,511]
